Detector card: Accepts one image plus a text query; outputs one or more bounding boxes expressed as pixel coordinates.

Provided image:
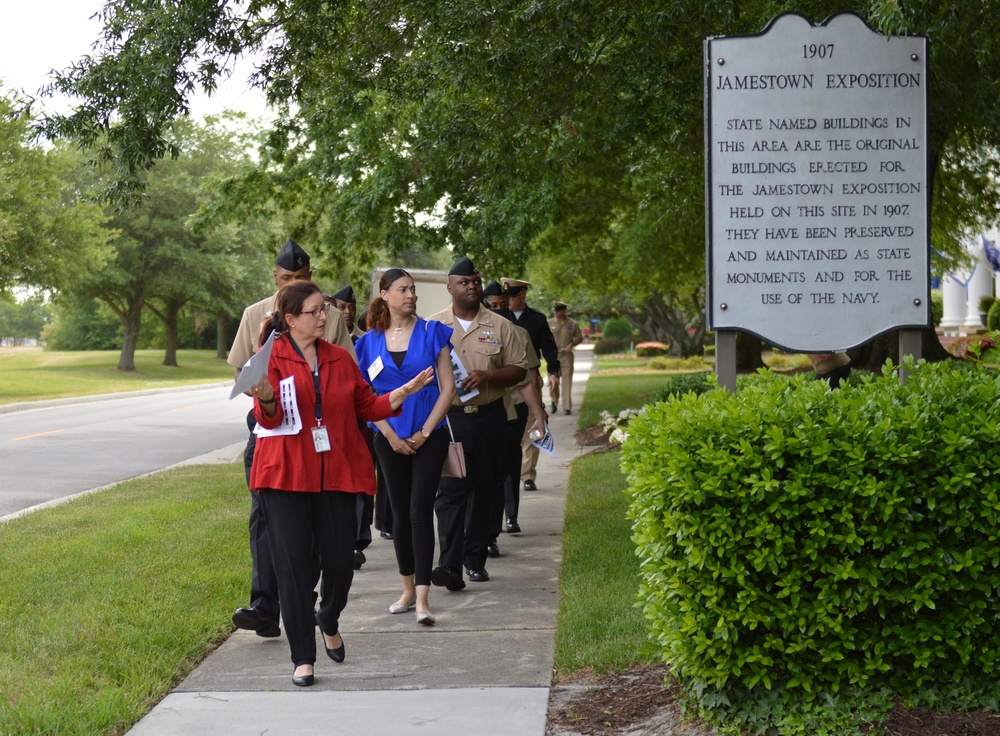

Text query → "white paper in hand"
[530,424,556,456]
[230,330,276,399]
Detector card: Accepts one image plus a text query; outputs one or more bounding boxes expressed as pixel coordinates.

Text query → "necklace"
[388,318,415,342]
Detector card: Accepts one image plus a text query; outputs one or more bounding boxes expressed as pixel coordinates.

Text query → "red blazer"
[250,335,398,494]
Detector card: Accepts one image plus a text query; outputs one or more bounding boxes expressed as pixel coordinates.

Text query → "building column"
[965,245,993,329]
[940,274,967,333]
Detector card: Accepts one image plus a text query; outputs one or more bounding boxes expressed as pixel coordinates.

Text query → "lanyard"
[289,337,323,424]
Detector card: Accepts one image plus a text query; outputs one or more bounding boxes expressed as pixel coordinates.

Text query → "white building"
[940,231,1000,335]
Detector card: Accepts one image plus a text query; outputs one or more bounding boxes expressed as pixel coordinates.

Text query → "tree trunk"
[117,307,143,372]
[736,332,764,371]
[623,288,706,358]
[162,299,180,367]
[216,314,229,360]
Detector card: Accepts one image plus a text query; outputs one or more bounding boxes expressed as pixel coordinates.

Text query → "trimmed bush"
[650,371,713,400]
[987,299,1000,332]
[593,337,632,355]
[624,361,1000,729]
[602,317,634,340]
[635,341,669,357]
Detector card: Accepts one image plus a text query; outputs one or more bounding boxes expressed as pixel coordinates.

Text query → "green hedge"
[623,361,1000,729]
[593,337,632,355]
[602,317,634,339]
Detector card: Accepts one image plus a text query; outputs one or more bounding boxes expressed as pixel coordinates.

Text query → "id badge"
[312,425,331,453]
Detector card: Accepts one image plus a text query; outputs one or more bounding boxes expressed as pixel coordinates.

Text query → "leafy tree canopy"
[0,93,111,295]
[41,1,1000,296]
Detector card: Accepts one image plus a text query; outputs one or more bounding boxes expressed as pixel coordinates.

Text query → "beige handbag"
[441,417,466,478]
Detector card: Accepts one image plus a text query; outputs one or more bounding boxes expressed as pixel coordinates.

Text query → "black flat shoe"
[292,669,314,687]
[323,632,345,663]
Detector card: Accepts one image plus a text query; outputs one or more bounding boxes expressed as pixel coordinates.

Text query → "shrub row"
[593,337,633,355]
[623,361,1000,728]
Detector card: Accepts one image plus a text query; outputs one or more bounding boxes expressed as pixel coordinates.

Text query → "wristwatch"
[420,428,431,438]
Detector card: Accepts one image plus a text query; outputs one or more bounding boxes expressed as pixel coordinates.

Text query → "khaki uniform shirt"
[428,304,529,406]
[228,292,357,370]
[548,316,583,360]
[350,324,366,342]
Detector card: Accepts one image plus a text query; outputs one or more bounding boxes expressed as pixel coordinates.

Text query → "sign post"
[705,13,929,390]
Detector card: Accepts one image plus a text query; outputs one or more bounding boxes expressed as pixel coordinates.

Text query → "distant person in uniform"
[427,258,528,589]
[501,277,559,493]
[247,279,433,686]
[808,352,852,388]
[330,285,365,342]
[227,239,355,640]
[547,301,583,415]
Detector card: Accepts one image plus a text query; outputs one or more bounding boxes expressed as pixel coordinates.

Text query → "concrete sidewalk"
[128,346,595,736]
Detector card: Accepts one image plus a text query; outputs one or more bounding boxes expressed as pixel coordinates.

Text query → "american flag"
[984,235,1000,274]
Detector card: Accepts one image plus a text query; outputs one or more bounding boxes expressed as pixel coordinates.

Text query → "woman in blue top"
[355,268,456,624]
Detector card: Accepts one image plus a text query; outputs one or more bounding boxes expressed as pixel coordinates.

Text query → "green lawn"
[0,347,234,404]
[0,466,247,736]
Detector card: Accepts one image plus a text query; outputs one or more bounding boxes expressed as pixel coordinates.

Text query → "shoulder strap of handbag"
[435,365,458,444]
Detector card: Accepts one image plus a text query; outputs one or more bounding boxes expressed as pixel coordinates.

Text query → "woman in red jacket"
[249,280,433,687]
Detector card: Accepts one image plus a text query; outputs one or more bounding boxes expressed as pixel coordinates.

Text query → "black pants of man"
[435,401,506,573]
[260,489,357,667]
[244,411,280,623]
[355,424,376,554]
[374,429,450,585]
[502,403,530,528]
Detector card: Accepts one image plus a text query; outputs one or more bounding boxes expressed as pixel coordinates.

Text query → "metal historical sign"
[705,12,929,352]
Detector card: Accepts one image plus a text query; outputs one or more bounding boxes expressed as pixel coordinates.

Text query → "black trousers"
[244,411,280,621]
[435,401,506,572]
[502,403,530,526]
[260,489,358,667]
[373,429,450,586]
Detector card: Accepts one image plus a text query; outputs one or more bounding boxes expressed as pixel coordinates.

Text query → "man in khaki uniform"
[427,258,528,589]
[228,239,355,638]
[547,301,584,414]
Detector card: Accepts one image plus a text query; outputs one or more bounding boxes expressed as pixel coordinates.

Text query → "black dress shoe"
[487,539,500,558]
[446,578,466,591]
[380,530,394,540]
[564,409,571,415]
[353,549,366,570]
[523,479,537,492]
[467,568,490,582]
[233,607,280,637]
[257,621,281,638]
[431,565,459,587]
[506,519,521,534]
[322,631,345,663]
[550,402,557,413]
[292,670,314,687]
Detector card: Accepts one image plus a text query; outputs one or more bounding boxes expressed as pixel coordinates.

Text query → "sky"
[0,0,267,118]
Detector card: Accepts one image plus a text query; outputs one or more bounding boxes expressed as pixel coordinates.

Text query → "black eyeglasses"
[300,303,332,319]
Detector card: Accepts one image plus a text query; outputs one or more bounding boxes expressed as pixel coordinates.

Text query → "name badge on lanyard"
[312,425,331,453]
[292,339,331,454]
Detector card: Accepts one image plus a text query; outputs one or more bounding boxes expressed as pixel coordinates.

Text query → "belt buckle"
[463,405,479,414]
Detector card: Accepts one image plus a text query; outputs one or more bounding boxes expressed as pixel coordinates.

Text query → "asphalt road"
[0,384,249,518]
